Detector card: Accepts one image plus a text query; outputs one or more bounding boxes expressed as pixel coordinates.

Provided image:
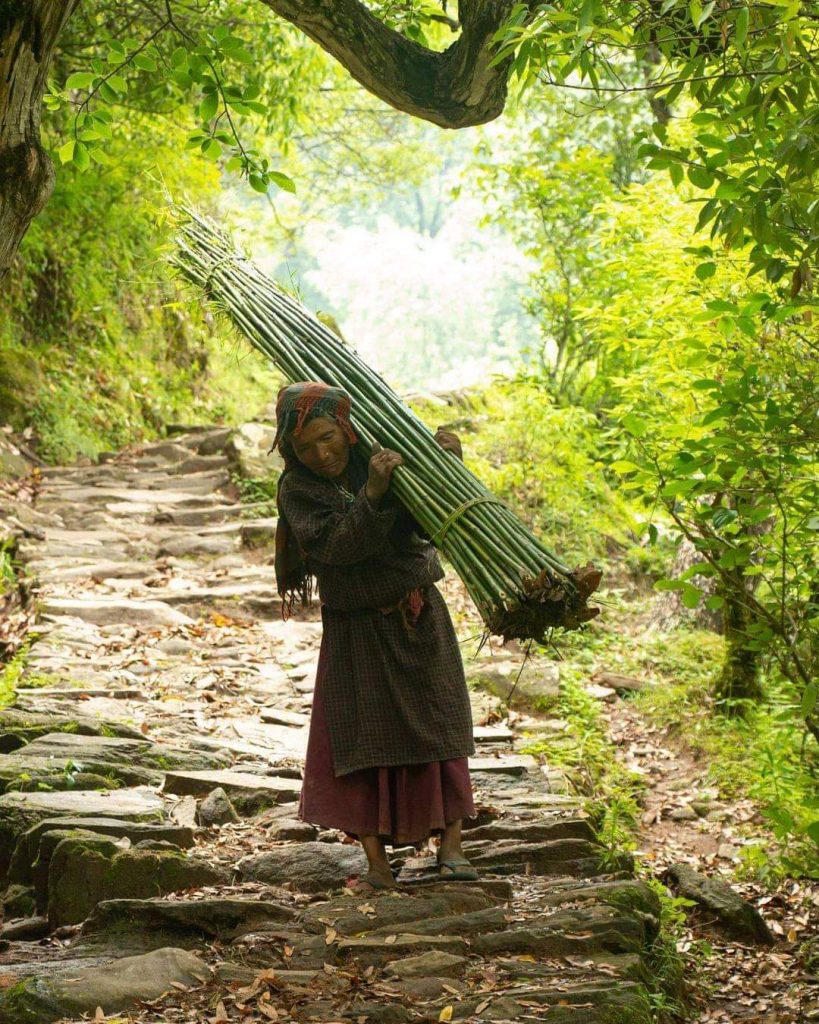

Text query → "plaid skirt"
[299,655,475,845]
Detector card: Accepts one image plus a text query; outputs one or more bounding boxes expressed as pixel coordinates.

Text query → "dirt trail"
[602,693,817,1023]
[0,428,666,1024]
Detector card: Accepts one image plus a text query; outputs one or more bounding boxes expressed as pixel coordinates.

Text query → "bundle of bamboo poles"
[172,210,601,641]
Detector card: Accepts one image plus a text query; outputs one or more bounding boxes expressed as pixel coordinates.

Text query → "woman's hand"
[366,444,403,506]
[434,428,463,461]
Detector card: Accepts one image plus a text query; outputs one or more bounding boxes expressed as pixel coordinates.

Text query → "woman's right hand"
[366,444,403,505]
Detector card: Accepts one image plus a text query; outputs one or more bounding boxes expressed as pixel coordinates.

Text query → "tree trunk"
[650,537,722,632]
[713,572,764,711]
[0,0,79,277]
[262,0,516,128]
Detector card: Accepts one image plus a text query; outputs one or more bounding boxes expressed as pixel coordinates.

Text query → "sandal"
[437,855,479,881]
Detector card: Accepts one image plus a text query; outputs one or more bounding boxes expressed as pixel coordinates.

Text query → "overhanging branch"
[260,0,518,128]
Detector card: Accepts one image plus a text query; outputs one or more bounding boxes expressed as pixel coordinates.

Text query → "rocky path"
[0,427,664,1024]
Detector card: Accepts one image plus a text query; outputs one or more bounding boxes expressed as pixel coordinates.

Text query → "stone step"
[259,707,310,727]
[468,754,538,775]
[40,597,193,627]
[472,725,515,743]
[0,708,145,752]
[337,933,468,967]
[0,787,167,876]
[15,685,147,701]
[9,816,196,885]
[162,768,301,807]
[152,500,273,526]
[0,948,212,1024]
[79,896,297,950]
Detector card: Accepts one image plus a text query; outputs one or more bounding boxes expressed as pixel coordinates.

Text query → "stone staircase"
[0,427,664,1023]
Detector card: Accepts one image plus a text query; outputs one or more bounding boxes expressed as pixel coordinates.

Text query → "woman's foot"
[437,819,478,881]
[358,835,398,891]
[356,866,398,892]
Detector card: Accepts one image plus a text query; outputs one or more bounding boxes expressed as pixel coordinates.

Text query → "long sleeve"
[278,474,397,566]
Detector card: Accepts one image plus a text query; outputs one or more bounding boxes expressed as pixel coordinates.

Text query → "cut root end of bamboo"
[486,563,603,641]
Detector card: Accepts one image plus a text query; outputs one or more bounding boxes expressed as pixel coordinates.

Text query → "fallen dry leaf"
[384,935,397,944]
[439,1007,453,1022]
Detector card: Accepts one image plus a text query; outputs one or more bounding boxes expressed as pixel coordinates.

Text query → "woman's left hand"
[434,428,463,461]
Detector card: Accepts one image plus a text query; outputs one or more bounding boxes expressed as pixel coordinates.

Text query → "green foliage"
[493,0,819,287]
[0,647,27,709]
[413,379,639,568]
[611,307,818,730]
[0,129,278,461]
[49,1,322,196]
[474,93,649,403]
[637,666,819,878]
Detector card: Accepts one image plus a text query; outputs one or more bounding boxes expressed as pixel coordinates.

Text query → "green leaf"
[801,683,817,718]
[622,413,647,438]
[171,46,188,69]
[681,584,702,609]
[735,5,749,46]
[133,53,157,72]
[654,579,685,591]
[65,72,96,91]
[201,138,221,160]
[248,173,268,194]
[199,91,219,121]
[696,262,717,281]
[705,595,725,610]
[57,139,76,164]
[268,171,296,193]
[106,74,127,94]
[806,821,819,847]
[72,140,90,171]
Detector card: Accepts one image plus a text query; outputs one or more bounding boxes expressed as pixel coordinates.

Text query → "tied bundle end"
[487,562,603,642]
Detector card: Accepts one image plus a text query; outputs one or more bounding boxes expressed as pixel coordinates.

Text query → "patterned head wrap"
[273,381,358,616]
[273,382,357,466]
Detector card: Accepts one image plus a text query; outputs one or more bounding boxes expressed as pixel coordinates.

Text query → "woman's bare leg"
[438,819,464,867]
[360,834,397,888]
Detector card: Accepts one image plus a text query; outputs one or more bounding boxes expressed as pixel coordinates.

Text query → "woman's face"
[291,416,350,480]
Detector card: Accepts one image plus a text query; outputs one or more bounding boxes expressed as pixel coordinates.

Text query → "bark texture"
[0,0,79,277]
[262,0,517,128]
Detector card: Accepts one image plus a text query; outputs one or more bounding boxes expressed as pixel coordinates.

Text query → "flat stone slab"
[337,933,468,966]
[0,947,211,1022]
[162,769,301,803]
[386,950,469,979]
[472,725,515,743]
[259,707,310,727]
[40,598,193,627]
[9,817,196,884]
[239,841,368,893]
[0,708,144,751]
[468,755,538,775]
[0,787,166,875]
[48,486,227,505]
[80,897,297,949]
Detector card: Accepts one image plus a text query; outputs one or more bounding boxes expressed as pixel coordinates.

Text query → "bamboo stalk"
[172,210,602,640]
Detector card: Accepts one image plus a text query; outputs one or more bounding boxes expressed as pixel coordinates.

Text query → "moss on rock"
[46,834,228,926]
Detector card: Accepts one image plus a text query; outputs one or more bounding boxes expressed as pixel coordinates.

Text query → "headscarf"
[273,382,358,617]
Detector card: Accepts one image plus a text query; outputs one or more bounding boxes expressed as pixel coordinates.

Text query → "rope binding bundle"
[171,209,602,642]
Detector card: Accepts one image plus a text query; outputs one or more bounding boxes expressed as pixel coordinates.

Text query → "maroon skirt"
[298,652,475,846]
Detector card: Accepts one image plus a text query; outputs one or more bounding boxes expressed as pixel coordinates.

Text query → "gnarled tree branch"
[261,0,517,128]
[0,0,80,277]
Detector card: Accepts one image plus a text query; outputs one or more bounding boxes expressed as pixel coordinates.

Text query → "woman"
[274,381,477,891]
